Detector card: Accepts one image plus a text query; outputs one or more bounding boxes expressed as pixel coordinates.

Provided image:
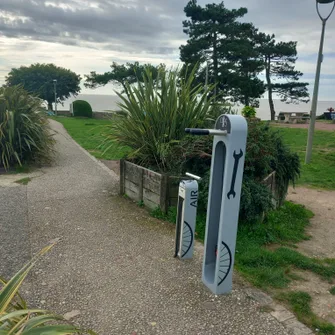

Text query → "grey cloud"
[1,0,335,66]
[0,0,186,55]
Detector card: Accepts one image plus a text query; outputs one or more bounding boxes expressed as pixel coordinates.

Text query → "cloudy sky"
[0,0,334,99]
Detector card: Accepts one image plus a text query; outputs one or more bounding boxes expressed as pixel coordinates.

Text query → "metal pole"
[305,0,335,164]
[305,20,326,163]
[205,61,209,104]
[54,81,58,116]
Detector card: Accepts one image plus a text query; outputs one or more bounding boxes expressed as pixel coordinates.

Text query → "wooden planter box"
[262,171,279,208]
[120,160,280,213]
[119,160,186,213]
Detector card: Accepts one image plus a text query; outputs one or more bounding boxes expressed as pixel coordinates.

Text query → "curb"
[246,288,313,335]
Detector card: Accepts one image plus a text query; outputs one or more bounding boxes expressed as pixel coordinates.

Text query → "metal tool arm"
[185,128,227,136]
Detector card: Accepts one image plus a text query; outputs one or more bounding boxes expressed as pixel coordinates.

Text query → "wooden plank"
[143,188,160,206]
[125,188,139,202]
[124,161,142,184]
[143,168,162,183]
[143,174,161,194]
[138,168,144,202]
[160,174,168,213]
[125,180,141,200]
[119,159,125,195]
[143,197,159,210]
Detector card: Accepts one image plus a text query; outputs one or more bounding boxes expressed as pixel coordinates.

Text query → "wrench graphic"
[227,149,243,199]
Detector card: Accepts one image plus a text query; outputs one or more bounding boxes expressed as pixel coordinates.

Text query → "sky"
[0,0,335,100]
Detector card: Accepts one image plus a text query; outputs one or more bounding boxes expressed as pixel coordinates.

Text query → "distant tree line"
[84,1,309,121]
[4,1,309,120]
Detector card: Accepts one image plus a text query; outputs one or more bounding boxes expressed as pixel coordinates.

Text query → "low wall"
[55,110,114,119]
[56,110,71,117]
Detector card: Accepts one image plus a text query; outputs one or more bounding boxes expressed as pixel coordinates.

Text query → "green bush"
[168,119,300,223]
[0,85,54,170]
[105,66,217,171]
[73,100,93,118]
[242,106,257,118]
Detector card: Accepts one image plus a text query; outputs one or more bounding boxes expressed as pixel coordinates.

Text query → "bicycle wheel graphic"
[181,221,194,258]
[218,241,232,286]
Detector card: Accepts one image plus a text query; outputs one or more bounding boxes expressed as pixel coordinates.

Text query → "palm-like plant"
[0,244,96,335]
[0,85,54,170]
[104,66,216,171]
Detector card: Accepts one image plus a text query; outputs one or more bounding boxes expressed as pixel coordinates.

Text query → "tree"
[6,63,81,111]
[84,62,165,96]
[258,34,310,120]
[180,0,265,105]
[224,26,266,106]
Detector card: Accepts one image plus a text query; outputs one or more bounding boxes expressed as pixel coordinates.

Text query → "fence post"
[138,168,144,202]
[160,174,169,213]
[119,159,126,195]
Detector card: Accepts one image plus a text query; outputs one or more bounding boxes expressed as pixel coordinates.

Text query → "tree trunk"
[265,57,275,121]
[47,101,53,111]
[245,96,250,107]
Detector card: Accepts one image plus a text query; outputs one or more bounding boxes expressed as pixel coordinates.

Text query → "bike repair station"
[174,114,247,295]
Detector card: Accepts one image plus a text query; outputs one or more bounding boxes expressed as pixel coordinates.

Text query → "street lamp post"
[305,0,335,164]
[53,79,58,116]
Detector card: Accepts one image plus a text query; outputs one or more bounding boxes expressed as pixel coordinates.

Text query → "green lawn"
[51,117,131,160]
[276,128,335,189]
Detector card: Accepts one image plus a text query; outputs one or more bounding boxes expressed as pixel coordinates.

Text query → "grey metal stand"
[186,114,247,294]
[174,176,199,260]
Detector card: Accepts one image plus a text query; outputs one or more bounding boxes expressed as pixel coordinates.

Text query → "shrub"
[0,243,95,334]
[0,85,54,170]
[105,66,217,171]
[242,106,257,118]
[167,119,300,223]
[73,100,93,118]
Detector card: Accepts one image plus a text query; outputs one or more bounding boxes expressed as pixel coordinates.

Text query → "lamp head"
[53,79,57,83]
[317,0,335,4]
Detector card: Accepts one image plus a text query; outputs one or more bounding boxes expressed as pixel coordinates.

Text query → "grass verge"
[276,128,335,189]
[51,117,131,160]
[277,291,335,335]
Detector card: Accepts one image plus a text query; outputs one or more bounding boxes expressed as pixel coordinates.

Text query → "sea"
[61,94,334,121]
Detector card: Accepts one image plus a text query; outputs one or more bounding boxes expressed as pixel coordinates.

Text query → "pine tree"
[258,34,310,120]
[180,0,265,105]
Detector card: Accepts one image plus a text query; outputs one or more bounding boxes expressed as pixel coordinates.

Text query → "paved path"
[0,120,299,335]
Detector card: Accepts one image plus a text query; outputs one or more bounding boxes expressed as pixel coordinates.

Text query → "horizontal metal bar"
[208,130,228,136]
[185,128,227,136]
[185,128,209,135]
[185,172,202,181]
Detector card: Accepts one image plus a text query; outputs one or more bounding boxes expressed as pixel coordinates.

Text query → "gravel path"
[0,120,300,335]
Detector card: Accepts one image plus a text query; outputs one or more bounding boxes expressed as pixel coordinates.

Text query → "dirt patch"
[288,270,335,324]
[286,187,335,325]
[287,187,335,258]
[272,122,335,132]
[100,159,120,175]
